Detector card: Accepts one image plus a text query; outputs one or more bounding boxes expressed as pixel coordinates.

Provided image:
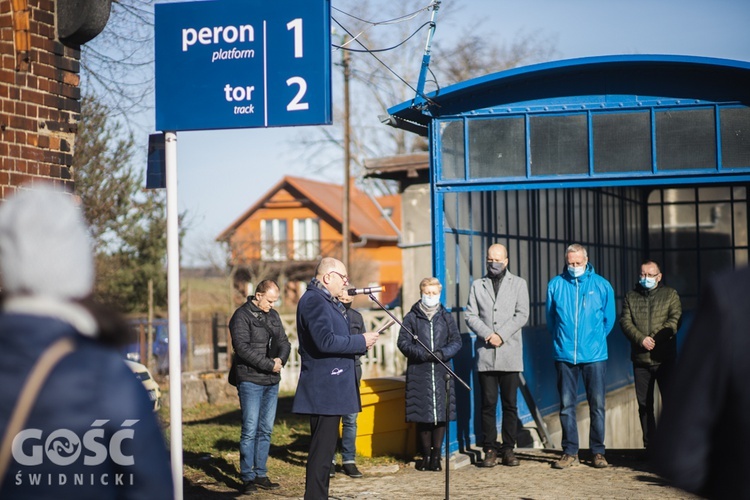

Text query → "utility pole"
[342,35,351,271]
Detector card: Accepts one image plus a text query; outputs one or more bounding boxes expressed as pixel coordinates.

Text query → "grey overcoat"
[465,271,530,372]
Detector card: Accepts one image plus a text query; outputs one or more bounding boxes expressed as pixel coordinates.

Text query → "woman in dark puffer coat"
[397,277,462,472]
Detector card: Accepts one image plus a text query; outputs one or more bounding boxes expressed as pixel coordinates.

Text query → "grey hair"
[566,244,587,257]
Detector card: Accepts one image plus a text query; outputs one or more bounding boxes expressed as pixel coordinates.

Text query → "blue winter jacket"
[546,263,616,365]
[0,308,173,500]
[292,284,366,416]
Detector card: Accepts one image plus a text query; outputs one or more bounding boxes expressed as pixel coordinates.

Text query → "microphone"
[347,285,384,296]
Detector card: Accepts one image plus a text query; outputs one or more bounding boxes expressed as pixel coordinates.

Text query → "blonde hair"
[419,277,442,292]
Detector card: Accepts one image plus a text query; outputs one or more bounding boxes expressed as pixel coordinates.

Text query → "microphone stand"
[368,293,470,500]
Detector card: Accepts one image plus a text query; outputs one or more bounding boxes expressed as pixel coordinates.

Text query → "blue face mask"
[568,265,585,278]
[421,294,441,308]
[640,277,657,289]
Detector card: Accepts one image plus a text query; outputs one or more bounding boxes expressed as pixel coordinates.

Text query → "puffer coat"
[620,283,682,366]
[397,302,463,424]
[229,297,291,386]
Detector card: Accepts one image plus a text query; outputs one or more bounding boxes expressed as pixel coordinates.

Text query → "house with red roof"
[216,176,402,308]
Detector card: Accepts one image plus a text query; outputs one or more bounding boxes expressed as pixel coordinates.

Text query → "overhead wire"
[330,9,441,108]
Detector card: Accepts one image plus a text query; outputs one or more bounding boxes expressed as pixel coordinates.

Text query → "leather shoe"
[342,463,363,478]
[241,481,257,494]
[502,449,520,466]
[480,448,497,468]
[254,476,280,490]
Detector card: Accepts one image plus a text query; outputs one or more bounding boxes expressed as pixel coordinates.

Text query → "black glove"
[432,350,444,362]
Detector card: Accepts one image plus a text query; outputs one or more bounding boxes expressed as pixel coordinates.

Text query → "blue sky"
[172,0,750,266]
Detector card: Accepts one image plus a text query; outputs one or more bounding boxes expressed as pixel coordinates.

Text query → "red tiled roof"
[217,176,401,242]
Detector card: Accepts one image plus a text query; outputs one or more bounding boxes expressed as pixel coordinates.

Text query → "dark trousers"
[634,360,674,449]
[305,414,340,500]
[479,371,520,452]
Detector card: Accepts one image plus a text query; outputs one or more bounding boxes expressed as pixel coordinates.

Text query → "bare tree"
[296,1,558,191]
[80,0,155,126]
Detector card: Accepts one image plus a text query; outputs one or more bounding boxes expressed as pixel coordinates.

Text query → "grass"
[159,391,402,498]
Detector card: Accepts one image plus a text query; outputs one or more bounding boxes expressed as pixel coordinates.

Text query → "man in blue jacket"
[546,244,615,470]
[292,258,378,499]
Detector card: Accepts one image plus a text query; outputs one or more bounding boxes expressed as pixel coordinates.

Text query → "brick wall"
[0,0,81,199]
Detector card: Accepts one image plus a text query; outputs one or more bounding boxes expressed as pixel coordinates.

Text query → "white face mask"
[640,277,657,289]
[568,265,585,278]
[421,294,440,308]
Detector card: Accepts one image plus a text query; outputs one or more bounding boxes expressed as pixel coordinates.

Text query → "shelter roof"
[386,55,750,135]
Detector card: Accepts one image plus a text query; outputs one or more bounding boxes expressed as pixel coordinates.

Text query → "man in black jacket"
[331,288,366,478]
[229,280,291,495]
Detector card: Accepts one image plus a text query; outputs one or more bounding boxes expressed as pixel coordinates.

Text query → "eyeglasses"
[328,271,349,284]
[640,273,660,278]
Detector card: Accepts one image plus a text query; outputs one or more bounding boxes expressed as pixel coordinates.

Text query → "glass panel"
[663,204,697,247]
[440,121,465,179]
[457,191,470,231]
[698,203,732,248]
[734,186,747,200]
[468,117,526,178]
[457,234,471,310]
[443,192,458,231]
[698,186,732,202]
[648,204,664,248]
[720,107,750,168]
[656,108,716,170]
[496,191,507,234]
[736,249,748,267]
[593,112,652,172]
[472,234,485,280]
[444,230,457,304]
[506,191,518,236]
[663,188,695,203]
[647,188,661,204]
[663,249,697,299]
[529,114,588,175]
[734,202,748,246]
[517,191,530,237]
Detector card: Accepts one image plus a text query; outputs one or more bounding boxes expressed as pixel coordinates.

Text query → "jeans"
[478,371,520,452]
[340,413,358,463]
[556,361,606,455]
[634,360,674,449]
[238,381,279,481]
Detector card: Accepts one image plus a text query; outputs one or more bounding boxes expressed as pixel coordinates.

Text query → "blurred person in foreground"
[292,258,379,500]
[0,185,173,499]
[229,279,291,495]
[465,243,529,467]
[620,260,681,452]
[654,266,750,499]
[330,287,365,479]
[397,277,462,472]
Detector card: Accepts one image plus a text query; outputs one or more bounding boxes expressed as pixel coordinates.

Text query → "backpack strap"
[0,337,76,489]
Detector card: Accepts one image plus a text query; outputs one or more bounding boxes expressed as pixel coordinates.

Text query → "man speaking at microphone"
[293,257,379,500]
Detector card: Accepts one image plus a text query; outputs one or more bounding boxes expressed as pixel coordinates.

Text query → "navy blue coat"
[0,312,173,500]
[397,302,463,424]
[292,285,366,416]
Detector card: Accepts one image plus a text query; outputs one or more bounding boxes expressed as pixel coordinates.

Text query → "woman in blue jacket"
[397,277,462,472]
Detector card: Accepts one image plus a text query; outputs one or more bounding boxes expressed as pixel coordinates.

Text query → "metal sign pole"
[165,131,183,500]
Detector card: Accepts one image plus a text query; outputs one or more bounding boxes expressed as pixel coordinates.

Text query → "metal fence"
[179,308,406,392]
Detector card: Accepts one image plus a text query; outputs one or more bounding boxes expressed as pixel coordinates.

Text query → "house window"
[293,218,320,260]
[260,219,287,261]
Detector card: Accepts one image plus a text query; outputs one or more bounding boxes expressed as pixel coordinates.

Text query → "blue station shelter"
[385,55,750,454]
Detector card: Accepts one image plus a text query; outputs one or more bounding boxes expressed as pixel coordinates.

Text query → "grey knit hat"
[0,184,94,299]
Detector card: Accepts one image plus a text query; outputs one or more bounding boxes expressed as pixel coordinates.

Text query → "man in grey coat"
[465,244,530,467]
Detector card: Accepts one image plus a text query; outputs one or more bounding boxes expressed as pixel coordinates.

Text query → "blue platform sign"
[155,0,331,131]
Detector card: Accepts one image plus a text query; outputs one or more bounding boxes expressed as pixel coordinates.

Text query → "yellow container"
[348,376,416,458]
